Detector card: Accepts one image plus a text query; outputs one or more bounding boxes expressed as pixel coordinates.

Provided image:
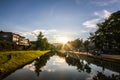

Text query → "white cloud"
[19,29,57,36]
[94,10,111,19]
[17,29,90,43]
[83,10,111,28]
[92,0,120,6]
[18,29,78,43]
[18,29,57,42]
[83,19,100,28]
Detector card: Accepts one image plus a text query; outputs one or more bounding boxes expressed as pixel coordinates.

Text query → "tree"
[74,39,83,51]
[36,32,49,50]
[89,10,120,54]
[83,40,90,53]
[66,38,83,51]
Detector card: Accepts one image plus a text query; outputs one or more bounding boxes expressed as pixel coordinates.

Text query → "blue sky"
[0,0,120,43]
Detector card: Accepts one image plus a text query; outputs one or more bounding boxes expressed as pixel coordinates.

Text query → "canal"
[4,52,120,80]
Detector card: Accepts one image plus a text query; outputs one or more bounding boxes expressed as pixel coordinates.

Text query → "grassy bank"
[0,50,49,79]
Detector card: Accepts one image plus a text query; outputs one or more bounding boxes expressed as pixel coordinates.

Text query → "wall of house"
[0,31,30,46]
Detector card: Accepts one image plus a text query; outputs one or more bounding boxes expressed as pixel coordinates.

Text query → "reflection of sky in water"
[86,63,119,80]
[37,55,89,80]
[90,63,119,75]
[4,54,120,80]
[23,61,35,72]
[42,55,76,72]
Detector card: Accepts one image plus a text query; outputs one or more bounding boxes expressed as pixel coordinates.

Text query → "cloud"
[19,29,57,36]
[94,10,111,19]
[18,29,57,42]
[17,29,90,43]
[92,0,120,6]
[83,19,100,28]
[83,10,111,28]
[18,29,79,43]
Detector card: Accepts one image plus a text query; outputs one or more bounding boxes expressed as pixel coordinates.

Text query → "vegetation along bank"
[0,50,49,79]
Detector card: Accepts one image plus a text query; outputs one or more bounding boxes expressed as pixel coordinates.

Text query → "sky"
[0,0,120,43]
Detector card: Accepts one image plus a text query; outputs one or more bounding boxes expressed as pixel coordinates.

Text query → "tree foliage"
[36,32,50,50]
[65,38,83,51]
[83,40,90,53]
[89,10,120,54]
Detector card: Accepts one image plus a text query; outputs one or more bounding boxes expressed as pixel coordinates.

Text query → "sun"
[59,37,69,44]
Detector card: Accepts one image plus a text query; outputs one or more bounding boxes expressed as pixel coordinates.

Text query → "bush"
[0,41,28,51]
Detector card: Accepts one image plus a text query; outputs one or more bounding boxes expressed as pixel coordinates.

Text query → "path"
[101,54,120,60]
[72,51,120,61]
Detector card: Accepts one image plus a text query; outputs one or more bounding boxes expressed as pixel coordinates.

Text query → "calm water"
[4,52,120,80]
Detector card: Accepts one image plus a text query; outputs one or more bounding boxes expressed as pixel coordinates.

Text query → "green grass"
[0,50,49,78]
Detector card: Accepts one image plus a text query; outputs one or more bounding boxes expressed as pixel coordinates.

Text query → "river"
[4,52,120,80]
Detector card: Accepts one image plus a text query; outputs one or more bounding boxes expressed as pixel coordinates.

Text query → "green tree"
[36,32,49,50]
[67,38,83,51]
[83,40,90,53]
[89,10,120,54]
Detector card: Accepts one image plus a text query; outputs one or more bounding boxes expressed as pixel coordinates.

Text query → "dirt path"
[73,51,120,61]
[101,54,120,60]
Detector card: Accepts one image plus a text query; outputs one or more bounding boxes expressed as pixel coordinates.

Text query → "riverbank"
[59,50,120,63]
[0,50,49,79]
[73,52,120,63]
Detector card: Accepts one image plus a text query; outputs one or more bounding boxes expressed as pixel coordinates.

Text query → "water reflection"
[65,55,91,73]
[34,52,55,76]
[4,52,120,80]
[58,52,120,73]
[56,52,120,80]
[92,71,120,80]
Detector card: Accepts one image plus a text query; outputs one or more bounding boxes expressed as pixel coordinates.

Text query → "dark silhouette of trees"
[66,38,83,51]
[89,11,120,54]
[83,40,90,53]
[92,72,120,80]
[0,41,26,51]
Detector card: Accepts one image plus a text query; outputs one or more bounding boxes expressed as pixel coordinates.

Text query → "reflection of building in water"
[0,31,30,46]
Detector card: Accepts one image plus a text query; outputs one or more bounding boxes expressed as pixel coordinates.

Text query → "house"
[19,37,30,46]
[0,31,30,46]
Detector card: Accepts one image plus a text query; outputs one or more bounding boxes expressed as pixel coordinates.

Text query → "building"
[0,31,30,46]
[19,37,30,46]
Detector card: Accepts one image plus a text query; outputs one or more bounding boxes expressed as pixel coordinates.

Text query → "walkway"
[101,54,120,60]
[73,51,120,61]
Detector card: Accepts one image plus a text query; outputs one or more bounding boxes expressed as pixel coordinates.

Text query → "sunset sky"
[0,0,120,43]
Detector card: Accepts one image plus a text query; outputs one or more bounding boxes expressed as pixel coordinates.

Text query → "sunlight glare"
[59,37,68,44]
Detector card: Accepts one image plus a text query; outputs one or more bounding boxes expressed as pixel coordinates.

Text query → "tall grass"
[0,50,49,79]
